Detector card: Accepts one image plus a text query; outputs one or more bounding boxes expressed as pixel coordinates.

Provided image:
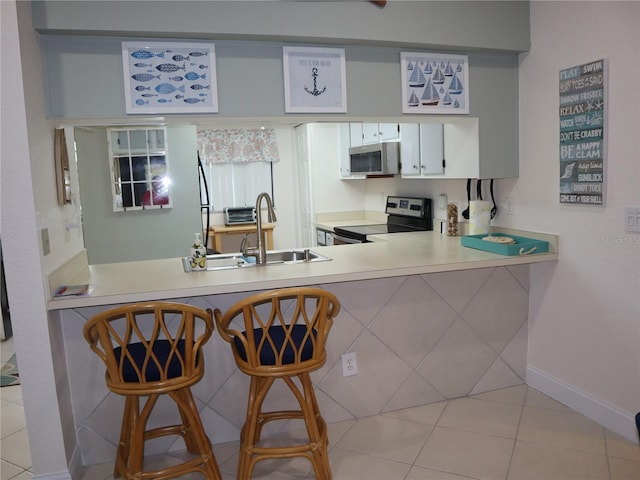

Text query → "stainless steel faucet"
[242,192,277,264]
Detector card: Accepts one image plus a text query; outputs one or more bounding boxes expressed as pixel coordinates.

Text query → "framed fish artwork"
[400,52,469,115]
[283,46,347,113]
[122,42,218,114]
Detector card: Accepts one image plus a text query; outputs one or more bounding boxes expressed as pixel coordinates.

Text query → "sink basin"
[182,249,330,272]
[264,249,328,264]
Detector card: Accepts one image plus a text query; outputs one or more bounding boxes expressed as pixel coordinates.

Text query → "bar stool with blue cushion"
[214,287,340,479]
[83,302,221,480]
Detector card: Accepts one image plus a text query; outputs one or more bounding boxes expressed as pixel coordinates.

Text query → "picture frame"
[54,128,72,205]
[400,52,469,114]
[122,41,218,114]
[283,46,347,113]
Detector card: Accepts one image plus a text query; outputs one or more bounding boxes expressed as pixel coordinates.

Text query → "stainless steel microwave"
[348,142,400,175]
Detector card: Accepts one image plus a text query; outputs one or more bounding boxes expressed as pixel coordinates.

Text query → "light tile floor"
[2,334,639,479]
[1,337,31,480]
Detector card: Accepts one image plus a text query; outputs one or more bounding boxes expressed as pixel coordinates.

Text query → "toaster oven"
[224,207,256,225]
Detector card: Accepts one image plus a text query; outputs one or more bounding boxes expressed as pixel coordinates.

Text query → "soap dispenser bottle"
[190,233,207,271]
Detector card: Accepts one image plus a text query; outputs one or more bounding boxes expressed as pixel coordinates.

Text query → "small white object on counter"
[189,233,207,271]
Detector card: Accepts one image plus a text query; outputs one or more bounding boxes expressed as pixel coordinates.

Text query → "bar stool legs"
[238,373,331,479]
[113,389,221,479]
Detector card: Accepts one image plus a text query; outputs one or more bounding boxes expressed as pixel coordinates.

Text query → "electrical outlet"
[506,197,515,215]
[341,352,358,377]
[438,194,447,210]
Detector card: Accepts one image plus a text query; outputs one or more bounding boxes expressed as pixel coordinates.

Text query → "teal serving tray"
[461,233,549,256]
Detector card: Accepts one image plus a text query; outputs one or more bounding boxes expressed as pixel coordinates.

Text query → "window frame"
[107,126,172,212]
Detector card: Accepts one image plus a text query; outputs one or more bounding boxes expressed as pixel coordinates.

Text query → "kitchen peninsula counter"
[48,228,558,311]
[52,227,558,467]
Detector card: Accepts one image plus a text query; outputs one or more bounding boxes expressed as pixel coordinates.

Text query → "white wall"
[308,123,367,215]
[505,1,639,441]
[1,1,73,477]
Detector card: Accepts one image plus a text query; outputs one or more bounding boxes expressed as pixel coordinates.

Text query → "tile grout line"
[503,387,527,480]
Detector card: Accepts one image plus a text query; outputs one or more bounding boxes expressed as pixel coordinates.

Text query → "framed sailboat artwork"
[283,46,347,113]
[400,52,469,114]
[122,42,218,114]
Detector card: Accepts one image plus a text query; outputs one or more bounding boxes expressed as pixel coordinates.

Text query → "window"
[200,161,273,211]
[107,127,171,211]
[197,128,279,211]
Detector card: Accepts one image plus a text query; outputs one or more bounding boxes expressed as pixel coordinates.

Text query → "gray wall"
[32,1,530,53]
[76,125,202,264]
[36,1,524,179]
[42,38,520,180]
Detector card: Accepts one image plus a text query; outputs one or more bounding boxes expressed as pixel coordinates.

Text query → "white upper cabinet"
[339,118,480,179]
[362,123,399,144]
[349,123,400,147]
[349,123,364,147]
[419,124,445,175]
[340,124,365,179]
[401,118,479,179]
[400,124,444,177]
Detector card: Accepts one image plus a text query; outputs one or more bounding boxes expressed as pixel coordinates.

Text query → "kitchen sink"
[264,249,327,263]
[182,249,330,272]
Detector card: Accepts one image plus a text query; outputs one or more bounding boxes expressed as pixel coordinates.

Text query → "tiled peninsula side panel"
[62,265,530,466]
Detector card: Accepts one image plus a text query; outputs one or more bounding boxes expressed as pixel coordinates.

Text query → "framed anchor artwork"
[400,52,469,115]
[122,42,218,114]
[283,46,347,113]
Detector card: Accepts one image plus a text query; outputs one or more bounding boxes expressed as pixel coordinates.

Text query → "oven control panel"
[385,196,430,219]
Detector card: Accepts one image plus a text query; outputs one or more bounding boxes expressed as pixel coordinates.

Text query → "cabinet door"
[349,123,364,147]
[340,124,365,179]
[419,124,445,175]
[361,123,399,144]
[399,124,420,176]
[378,123,400,142]
[362,123,380,144]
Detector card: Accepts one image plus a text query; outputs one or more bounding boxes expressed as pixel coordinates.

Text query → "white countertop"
[47,229,558,311]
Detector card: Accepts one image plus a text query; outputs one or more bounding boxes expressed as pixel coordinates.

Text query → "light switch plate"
[41,228,50,256]
[624,207,640,233]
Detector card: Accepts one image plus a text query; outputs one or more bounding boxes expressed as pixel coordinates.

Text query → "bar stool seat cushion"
[233,325,316,365]
[114,339,191,382]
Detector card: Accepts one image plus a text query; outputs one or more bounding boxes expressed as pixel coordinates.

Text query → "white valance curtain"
[197,128,280,164]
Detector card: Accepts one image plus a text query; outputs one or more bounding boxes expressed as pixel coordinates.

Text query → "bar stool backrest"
[83,302,214,395]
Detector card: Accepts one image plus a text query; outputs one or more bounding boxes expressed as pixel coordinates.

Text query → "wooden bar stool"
[83,302,221,480]
[214,287,340,479]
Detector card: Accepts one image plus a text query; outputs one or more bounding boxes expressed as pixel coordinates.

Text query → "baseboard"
[31,471,71,480]
[527,365,639,444]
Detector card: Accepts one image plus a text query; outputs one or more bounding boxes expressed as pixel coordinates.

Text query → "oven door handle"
[332,233,363,244]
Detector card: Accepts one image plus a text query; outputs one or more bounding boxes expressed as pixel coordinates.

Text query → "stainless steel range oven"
[332,196,432,244]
